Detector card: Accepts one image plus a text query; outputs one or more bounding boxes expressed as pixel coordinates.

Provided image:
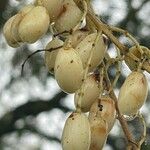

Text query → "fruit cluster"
[3,0,150,149]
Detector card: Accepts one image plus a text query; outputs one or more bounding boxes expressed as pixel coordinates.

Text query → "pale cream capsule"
[74,74,100,112]
[11,14,22,42]
[69,29,89,48]
[36,0,63,21]
[75,32,107,71]
[3,15,20,47]
[11,5,35,43]
[125,46,147,71]
[18,6,50,43]
[55,0,83,32]
[89,116,108,150]
[45,38,64,74]
[61,112,91,150]
[118,71,148,115]
[89,97,116,133]
[19,4,35,15]
[54,45,84,93]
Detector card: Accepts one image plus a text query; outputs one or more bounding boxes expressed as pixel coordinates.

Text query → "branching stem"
[21,46,63,76]
[76,31,101,112]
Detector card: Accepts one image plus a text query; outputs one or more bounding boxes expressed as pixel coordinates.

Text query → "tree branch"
[0,91,70,137]
[22,123,61,143]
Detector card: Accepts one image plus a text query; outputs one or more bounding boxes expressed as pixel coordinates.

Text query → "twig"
[76,31,101,112]
[103,60,138,149]
[87,9,128,52]
[21,46,63,76]
[137,113,147,148]
[74,0,150,74]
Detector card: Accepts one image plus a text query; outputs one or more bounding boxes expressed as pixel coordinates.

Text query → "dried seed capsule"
[118,71,148,115]
[74,74,99,112]
[3,15,20,47]
[54,45,84,93]
[125,46,148,71]
[19,4,35,15]
[69,29,89,48]
[89,116,108,150]
[11,5,35,43]
[75,32,107,71]
[62,112,91,150]
[89,97,116,132]
[55,0,83,32]
[36,0,63,21]
[18,6,50,43]
[11,14,22,42]
[45,38,64,74]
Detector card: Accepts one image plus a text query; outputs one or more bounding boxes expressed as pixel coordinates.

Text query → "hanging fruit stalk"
[2,0,150,149]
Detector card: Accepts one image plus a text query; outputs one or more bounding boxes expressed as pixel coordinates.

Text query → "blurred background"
[0,0,150,149]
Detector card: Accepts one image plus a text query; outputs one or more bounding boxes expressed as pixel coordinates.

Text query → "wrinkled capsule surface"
[18,6,50,43]
[70,29,89,48]
[125,46,148,71]
[55,0,82,32]
[19,4,35,15]
[118,71,148,115]
[54,46,84,93]
[36,0,63,21]
[89,97,116,132]
[11,13,22,42]
[3,15,20,47]
[62,112,91,150]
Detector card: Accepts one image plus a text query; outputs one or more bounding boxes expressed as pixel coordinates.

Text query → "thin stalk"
[76,31,101,112]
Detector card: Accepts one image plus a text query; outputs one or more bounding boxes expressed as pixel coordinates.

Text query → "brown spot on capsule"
[57,5,67,18]
[92,71,100,82]
[81,92,84,97]
[98,104,103,111]
[57,65,60,69]
[50,68,54,72]
[91,126,107,135]
[141,77,145,84]
[97,126,107,134]
[91,142,100,149]
[80,28,89,32]
[70,60,73,63]
[69,113,74,118]
[78,92,81,96]
[92,43,95,47]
